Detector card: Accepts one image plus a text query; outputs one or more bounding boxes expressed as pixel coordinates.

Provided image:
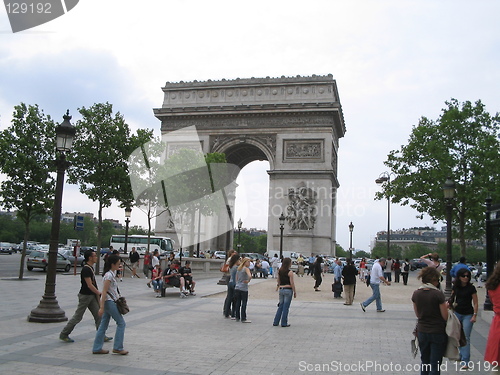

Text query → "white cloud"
[1,0,499,251]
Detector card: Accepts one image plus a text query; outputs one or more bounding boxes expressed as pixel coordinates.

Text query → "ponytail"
[103,254,121,275]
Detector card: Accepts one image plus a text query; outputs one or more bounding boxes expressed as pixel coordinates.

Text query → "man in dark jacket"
[342,259,358,305]
[129,247,140,278]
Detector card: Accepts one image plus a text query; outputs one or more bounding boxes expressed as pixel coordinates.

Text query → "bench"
[161,282,182,297]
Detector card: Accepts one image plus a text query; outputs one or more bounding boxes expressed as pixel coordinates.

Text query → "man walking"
[129,247,140,278]
[60,250,112,343]
[360,257,391,313]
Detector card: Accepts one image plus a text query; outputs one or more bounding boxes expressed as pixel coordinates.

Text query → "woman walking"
[449,267,478,370]
[223,253,240,319]
[484,262,500,370]
[412,267,448,375]
[273,258,296,327]
[234,257,252,323]
[92,254,128,355]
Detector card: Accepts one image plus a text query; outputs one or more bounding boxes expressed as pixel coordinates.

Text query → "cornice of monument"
[162,74,335,89]
[155,74,345,137]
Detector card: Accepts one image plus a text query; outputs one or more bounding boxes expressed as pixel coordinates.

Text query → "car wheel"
[43,266,47,272]
[64,264,70,272]
[27,266,33,271]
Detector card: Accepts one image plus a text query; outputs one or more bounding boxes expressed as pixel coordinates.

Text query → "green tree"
[0,103,56,279]
[354,250,371,259]
[160,150,230,256]
[67,102,152,273]
[372,243,402,259]
[379,99,500,257]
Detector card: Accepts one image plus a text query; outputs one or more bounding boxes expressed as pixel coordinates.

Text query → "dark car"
[410,258,428,271]
[0,242,13,254]
[100,248,111,257]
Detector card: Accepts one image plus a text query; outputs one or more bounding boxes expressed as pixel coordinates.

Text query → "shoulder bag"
[107,285,130,315]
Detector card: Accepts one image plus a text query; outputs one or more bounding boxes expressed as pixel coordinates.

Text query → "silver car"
[59,249,85,266]
[27,251,71,272]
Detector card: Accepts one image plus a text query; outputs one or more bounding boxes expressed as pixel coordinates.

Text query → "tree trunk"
[96,201,103,275]
[18,221,30,280]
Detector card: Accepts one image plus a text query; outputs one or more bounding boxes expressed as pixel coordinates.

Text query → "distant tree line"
[0,213,147,249]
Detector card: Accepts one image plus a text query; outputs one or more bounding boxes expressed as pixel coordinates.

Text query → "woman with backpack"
[401,258,410,285]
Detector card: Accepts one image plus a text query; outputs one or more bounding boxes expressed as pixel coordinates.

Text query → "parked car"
[241,253,265,261]
[100,248,111,256]
[0,242,13,254]
[214,251,226,259]
[410,258,428,271]
[27,251,71,272]
[59,249,85,266]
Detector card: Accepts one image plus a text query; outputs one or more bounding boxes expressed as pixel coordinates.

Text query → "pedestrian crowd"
[57,246,499,373]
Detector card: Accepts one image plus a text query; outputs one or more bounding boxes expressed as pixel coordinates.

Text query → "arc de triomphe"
[153,74,345,257]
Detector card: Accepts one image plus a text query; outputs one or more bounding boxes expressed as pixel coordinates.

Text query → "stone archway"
[153,75,345,256]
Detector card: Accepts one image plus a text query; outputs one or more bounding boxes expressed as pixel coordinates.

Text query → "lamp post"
[123,206,132,254]
[28,111,75,323]
[348,221,354,259]
[279,213,285,259]
[237,218,242,250]
[443,177,455,298]
[376,172,393,257]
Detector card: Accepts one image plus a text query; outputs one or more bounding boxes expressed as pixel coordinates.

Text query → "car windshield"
[30,251,45,257]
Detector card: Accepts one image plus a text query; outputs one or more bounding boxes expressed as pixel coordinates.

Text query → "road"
[0,252,81,278]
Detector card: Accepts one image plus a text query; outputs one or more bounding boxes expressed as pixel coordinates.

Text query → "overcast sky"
[1,0,499,253]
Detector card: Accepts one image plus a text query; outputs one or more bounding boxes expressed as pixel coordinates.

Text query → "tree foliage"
[378,99,500,257]
[67,102,152,272]
[0,103,56,278]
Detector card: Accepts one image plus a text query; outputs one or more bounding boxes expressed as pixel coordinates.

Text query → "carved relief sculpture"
[286,183,317,230]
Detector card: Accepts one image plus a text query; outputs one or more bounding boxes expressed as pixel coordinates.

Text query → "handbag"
[107,289,130,315]
[220,263,230,273]
[411,322,419,358]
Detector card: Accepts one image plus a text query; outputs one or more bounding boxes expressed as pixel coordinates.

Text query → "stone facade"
[154,75,345,256]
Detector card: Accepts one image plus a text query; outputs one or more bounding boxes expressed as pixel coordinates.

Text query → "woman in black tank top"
[273,258,297,327]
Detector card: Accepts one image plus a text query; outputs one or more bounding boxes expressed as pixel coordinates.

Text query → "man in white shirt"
[260,259,270,278]
[360,258,391,312]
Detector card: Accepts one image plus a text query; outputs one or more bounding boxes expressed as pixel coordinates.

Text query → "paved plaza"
[0,268,495,375]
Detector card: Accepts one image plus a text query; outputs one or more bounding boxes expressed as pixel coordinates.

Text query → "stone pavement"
[0,269,495,375]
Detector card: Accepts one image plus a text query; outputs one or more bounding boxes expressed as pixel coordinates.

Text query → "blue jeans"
[152,279,161,292]
[454,312,474,364]
[224,283,236,318]
[92,300,126,352]
[362,283,382,311]
[234,289,248,321]
[417,332,447,375]
[273,288,293,326]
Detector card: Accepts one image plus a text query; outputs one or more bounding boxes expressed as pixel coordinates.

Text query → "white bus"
[110,235,175,254]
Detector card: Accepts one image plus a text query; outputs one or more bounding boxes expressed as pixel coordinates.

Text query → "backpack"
[404,263,410,272]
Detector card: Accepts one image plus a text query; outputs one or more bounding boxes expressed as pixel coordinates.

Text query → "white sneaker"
[180,293,186,298]
[242,320,252,323]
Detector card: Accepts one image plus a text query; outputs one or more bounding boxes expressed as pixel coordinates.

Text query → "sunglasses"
[460,274,471,278]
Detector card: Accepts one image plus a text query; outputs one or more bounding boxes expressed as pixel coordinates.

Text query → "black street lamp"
[123,206,132,254]
[376,172,393,257]
[349,221,354,259]
[237,218,242,250]
[279,213,285,259]
[28,110,75,323]
[443,177,455,298]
